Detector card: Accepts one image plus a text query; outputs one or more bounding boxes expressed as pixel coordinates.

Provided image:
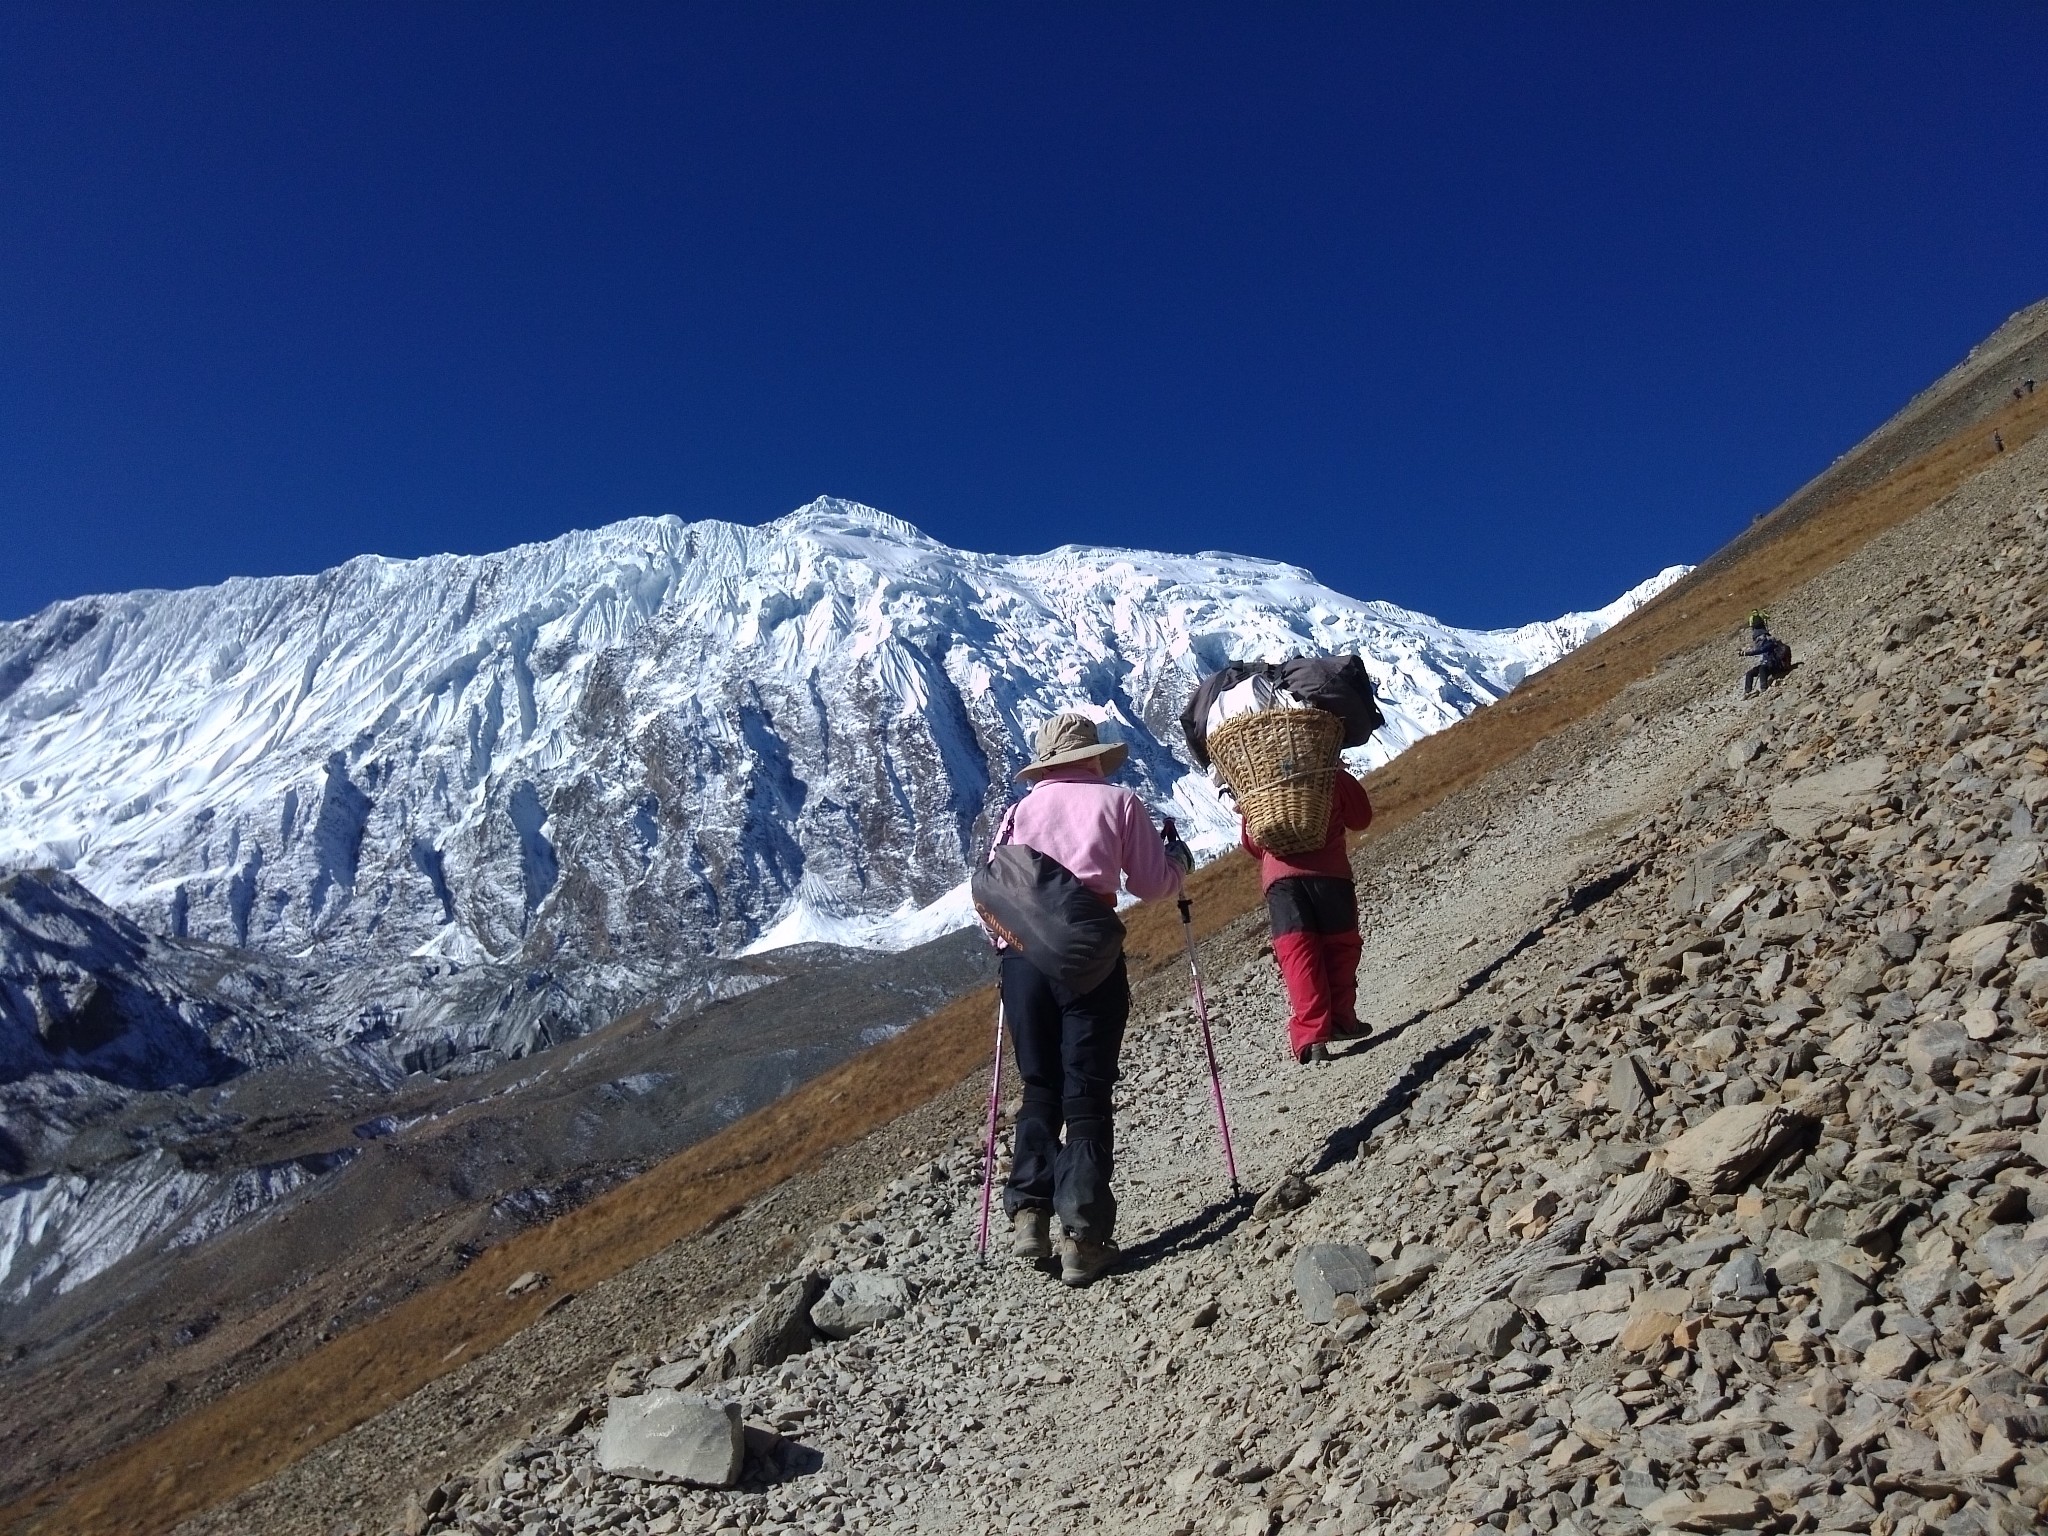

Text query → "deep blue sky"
[4,6,2044,627]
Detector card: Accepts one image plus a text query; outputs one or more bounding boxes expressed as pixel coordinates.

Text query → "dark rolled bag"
[971,844,1126,994]
[1274,654,1384,749]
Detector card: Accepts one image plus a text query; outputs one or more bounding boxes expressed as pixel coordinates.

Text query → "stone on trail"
[809,1272,911,1339]
[596,1391,744,1487]
[1569,1388,1631,1448]
[1251,1172,1315,1219]
[1858,1333,1923,1381]
[1709,1250,1769,1302]
[1660,1101,1808,1194]
[1903,1019,1972,1083]
[1813,1262,1873,1331]
[1508,1259,1600,1310]
[1957,839,2043,928]
[1607,1051,1657,1119]
[1615,1290,1689,1354]
[1590,1166,1679,1242]
[1460,1299,1526,1360]
[1371,1244,1447,1307]
[1674,827,1778,911]
[504,1270,548,1298]
[1292,1244,1377,1325]
[1767,754,1889,841]
[1640,1484,1772,1531]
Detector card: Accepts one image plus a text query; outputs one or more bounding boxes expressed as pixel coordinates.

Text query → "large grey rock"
[596,1391,744,1487]
[1767,755,1890,841]
[1292,1244,1377,1324]
[1709,1251,1768,1302]
[1570,1389,1631,1448]
[1508,1260,1600,1309]
[1660,1101,1809,1194]
[726,1273,826,1378]
[1823,944,1888,1001]
[809,1271,910,1339]
[1589,1167,1680,1242]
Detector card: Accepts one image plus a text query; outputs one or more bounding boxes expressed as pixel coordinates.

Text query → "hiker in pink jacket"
[995,713,1186,1286]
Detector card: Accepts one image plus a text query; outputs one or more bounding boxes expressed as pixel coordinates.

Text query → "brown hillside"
[7,333,2045,1536]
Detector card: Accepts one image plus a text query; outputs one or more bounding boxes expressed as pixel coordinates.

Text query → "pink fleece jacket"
[996,767,1183,903]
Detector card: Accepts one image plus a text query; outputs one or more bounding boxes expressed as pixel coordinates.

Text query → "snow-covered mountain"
[0,498,1684,1308]
[0,498,1683,1056]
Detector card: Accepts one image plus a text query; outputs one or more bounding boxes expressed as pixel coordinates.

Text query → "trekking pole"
[1162,822,1240,1198]
[974,998,1006,1264]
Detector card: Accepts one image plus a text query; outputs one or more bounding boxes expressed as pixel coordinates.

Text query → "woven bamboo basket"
[1208,707,1344,855]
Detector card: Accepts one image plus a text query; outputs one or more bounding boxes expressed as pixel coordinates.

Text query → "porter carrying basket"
[1207,706,1345,856]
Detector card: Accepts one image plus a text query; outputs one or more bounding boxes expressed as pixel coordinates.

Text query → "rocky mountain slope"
[147,356,2048,1536]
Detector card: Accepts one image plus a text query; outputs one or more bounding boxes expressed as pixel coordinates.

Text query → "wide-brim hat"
[1016,712,1128,782]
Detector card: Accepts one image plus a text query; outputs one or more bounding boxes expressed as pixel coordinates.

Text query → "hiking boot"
[1058,1234,1119,1288]
[1297,1042,1332,1065]
[1333,1017,1369,1040]
[1010,1208,1052,1263]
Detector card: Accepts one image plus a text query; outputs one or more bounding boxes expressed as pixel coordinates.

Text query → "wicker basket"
[1208,707,1344,855]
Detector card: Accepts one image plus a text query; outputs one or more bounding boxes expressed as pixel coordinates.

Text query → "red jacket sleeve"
[1334,773,1374,832]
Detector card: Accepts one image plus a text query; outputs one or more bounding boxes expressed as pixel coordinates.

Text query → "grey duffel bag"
[971,844,1126,994]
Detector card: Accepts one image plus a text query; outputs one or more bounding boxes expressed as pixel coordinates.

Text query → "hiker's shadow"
[1310,1022,1489,1176]
[1340,1009,1426,1056]
[1118,1188,1257,1271]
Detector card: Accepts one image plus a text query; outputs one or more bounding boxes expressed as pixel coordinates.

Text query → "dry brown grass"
[7,382,2043,1536]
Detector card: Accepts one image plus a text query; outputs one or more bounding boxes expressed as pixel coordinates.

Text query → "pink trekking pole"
[974,998,1007,1263]
[1163,822,1240,1198]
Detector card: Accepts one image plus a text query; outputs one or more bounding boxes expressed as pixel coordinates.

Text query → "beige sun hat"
[1016,712,1128,782]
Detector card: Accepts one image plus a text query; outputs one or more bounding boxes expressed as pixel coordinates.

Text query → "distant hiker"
[1742,616,1792,697]
[1995,431,2006,453]
[1242,769,1374,1065]
[990,713,1186,1286]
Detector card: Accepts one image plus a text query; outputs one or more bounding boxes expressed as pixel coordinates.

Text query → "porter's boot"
[1010,1208,1052,1263]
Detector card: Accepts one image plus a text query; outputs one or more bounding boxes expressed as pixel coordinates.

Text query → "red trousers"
[1267,876,1363,1057]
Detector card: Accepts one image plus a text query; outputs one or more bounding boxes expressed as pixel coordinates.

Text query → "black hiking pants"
[1000,951,1128,1243]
